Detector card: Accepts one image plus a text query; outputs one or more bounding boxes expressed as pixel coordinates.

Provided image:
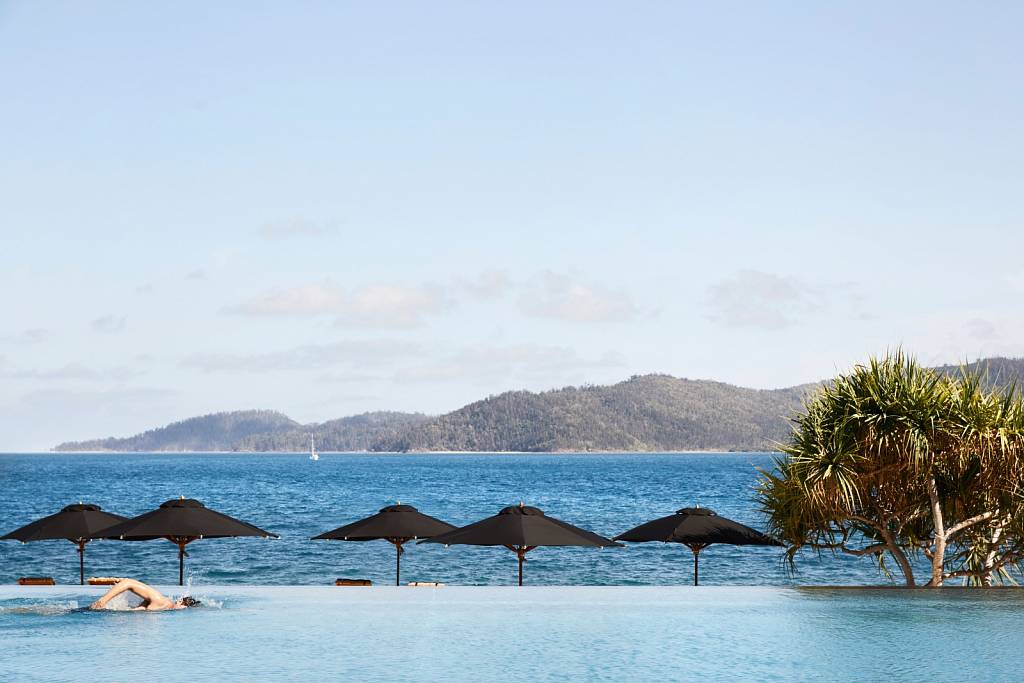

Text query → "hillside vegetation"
[372,375,813,452]
[54,410,299,452]
[234,412,430,451]
[52,358,1024,453]
[933,357,1024,388]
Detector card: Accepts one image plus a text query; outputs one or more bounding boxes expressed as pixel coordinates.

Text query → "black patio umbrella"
[419,502,621,586]
[614,507,780,585]
[94,497,277,585]
[313,504,456,586]
[1,503,127,585]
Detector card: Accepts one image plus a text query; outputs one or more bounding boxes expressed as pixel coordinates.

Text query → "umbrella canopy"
[2,503,127,585]
[420,503,620,585]
[614,507,780,585]
[94,497,277,585]
[313,504,456,585]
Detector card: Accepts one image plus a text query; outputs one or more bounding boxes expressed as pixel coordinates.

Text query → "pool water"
[2,585,1021,682]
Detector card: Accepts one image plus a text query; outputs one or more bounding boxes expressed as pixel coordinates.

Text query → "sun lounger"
[87,577,123,585]
[17,577,55,585]
[407,581,445,587]
[335,578,372,586]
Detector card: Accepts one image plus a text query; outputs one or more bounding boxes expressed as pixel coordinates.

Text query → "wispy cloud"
[181,340,421,374]
[230,281,450,328]
[395,343,626,383]
[316,371,384,384]
[259,219,327,239]
[4,362,142,382]
[1,386,179,450]
[964,318,998,340]
[519,272,637,323]
[0,328,50,344]
[186,268,207,280]
[461,270,512,300]
[707,270,827,329]
[91,315,127,334]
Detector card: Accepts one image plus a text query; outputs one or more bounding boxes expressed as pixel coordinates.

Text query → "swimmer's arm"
[90,579,146,609]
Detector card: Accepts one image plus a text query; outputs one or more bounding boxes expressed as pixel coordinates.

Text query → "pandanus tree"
[939,373,1024,585]
[758,352,1024,587]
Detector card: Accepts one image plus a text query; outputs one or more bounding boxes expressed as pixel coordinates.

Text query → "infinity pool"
[1,586,1021,682]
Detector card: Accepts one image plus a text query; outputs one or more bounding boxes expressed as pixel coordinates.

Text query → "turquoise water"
[2,585,1022,682]
[3,452,912,586]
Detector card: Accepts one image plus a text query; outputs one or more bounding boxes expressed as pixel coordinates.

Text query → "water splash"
[100,593,139,611]
[182,594,223,609]
[178,571,223,608]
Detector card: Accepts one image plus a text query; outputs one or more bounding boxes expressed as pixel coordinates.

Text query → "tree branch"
[945,511,998,538]
[839,543,888,557]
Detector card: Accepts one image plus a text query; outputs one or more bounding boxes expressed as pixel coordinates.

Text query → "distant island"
[53,357,1024,453]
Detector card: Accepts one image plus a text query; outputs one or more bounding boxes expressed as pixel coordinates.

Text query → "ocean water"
[2,452,912,587]
[2,585,1022,682]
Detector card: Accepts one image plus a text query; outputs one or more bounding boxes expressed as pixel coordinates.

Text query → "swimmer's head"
[176,596,201,608]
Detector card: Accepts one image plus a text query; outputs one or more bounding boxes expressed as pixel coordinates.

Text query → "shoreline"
[8,583,1021,591]
[17,449,782,456]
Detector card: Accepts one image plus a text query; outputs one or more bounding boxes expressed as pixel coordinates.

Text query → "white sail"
[309,435,319,461]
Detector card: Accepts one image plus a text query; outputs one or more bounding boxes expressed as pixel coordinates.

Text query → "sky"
[1,2,1022,450]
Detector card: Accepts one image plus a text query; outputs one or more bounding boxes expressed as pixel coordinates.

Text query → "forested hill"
[373,357,1024,452]
[233,412,430,451]
[51,378,811,453]
[933,357,1024,388]
[52,358,1024,453]
[54,410,427,453]
[372,375,814,452]
[54,410,300,452]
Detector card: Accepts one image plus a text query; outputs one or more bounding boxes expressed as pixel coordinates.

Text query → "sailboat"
[309,435,320,461]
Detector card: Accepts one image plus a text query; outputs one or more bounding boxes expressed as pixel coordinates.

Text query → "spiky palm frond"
[759,351,1024,587]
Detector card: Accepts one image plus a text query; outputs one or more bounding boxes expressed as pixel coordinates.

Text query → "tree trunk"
[981,523,1005,588]
[886,539,915,587]
[926,476,946,587]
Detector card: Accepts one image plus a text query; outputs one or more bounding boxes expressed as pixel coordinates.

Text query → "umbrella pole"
[165,536,188,586]
[396,541,402,586]
[76,540,86,585]
[172,539,193,586]
[509,546,536,586]
[387,538,407,586]
[687,543,707,586]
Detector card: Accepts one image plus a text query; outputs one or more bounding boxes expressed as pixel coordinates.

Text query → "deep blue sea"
[1,452,905,587]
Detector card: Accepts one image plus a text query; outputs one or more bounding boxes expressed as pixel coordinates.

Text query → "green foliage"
[54,410,428,452]
[53,357,1024,456]
[372,374,813,452]
[235,412,430,451]
[758,352,1024,586]
[53,410,301,452]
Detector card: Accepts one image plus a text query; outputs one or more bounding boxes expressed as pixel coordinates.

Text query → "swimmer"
[89,579,200,611]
